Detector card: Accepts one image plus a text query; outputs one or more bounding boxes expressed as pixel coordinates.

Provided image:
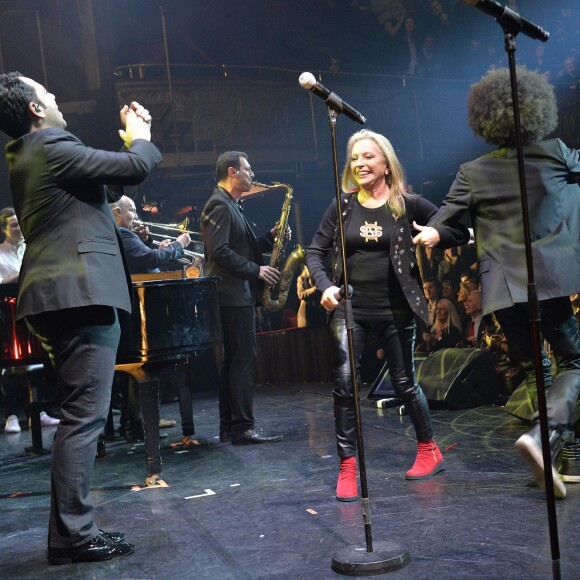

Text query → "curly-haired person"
[413,67,580,499]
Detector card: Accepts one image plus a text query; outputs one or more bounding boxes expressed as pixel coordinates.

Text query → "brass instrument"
[139,218,202,238]
[152,241,204,278]
[255,181,305,312]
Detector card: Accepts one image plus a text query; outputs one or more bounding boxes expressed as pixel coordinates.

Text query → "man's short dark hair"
[0,206,16,233]
[216,151,247,182]
[423,278,440,288]
[0,72,37,139]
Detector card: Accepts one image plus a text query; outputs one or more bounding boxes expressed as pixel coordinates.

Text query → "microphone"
[334,284,353,301]
[462,0,549,42]
[299,72,366,125]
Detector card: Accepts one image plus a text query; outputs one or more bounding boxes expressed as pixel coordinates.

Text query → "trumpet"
[139,217,202,238]
[152,241,204,278]
[152,241,204,261]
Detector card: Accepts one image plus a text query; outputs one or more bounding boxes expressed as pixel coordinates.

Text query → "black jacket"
[5,128,162,319]
[201,186,274,307]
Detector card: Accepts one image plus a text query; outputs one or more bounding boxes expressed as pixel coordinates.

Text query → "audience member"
[418,244,441,282]
[424,298,462,352]
[437,247,460,285]
[0,207,59,432]
[461,290,488,348]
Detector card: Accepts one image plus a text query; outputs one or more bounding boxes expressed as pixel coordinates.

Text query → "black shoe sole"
[48,543,134,565]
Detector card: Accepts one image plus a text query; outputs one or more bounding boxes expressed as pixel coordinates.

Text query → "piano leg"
[137,378,162,484]
[116,364,164,485]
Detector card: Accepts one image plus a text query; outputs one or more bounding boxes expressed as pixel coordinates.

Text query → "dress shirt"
[0,240,25,282]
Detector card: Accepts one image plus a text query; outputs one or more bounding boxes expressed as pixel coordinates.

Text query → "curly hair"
[0,72,37,139]
[341,129,410,219]
[467,67,558,147]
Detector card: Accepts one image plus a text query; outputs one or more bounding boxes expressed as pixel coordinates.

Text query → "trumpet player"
[201,151,283,445]
[110,195,190,274]
[110,195,190,442]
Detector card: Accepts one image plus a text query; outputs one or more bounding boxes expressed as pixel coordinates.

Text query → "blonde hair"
[431,298,462,335]
[341,129,409,219]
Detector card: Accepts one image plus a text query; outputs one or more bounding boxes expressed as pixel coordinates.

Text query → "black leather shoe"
[219,431,231,443]
[48,532,134,565]
[99,529,125,543]
[231,428,282,445]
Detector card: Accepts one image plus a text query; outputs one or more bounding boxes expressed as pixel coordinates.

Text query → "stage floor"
[1,382,579,579]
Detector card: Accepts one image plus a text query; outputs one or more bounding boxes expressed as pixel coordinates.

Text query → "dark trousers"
[218,305,256,436]
[27,306,120,549]
[330,313,433,458]
[495,297,580,435]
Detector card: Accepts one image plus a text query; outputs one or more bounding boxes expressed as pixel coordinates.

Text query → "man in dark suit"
[462,290,488,348]
[201,151,282,444]
[0,72,162,563]
[413,67,580,499]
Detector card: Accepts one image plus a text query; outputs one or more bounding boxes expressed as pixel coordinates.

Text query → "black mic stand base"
[331,540,411,576]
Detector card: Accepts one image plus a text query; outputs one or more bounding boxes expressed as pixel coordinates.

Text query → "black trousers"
[495,297,580,435]
[27,306,120,549]
[218,305,256,435]
[330,312,433,458]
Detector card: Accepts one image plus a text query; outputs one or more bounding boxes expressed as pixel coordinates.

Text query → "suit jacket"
[119,227,184,274]
[428,139,580,315]
[5,128,162,319]
[201,185,274,307]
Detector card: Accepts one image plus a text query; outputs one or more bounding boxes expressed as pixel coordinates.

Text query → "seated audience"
[424,298,463,352]
[0,206,59,432]
[460,290,490,348]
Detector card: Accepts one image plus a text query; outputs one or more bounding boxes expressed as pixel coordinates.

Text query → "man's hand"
[118,103,152,146]
[176,232,191,248]
[271,221,291,241]
[120,101,152,127]
[133,223,150,241]
[412,221,440,248]
[259,265,280,286]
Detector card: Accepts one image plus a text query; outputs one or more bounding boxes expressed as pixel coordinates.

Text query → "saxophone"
[255,181,305,312]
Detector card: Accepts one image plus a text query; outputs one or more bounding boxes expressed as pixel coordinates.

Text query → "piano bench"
[2,364,56,455]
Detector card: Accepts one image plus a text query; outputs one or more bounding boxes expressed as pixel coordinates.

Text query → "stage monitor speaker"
[367,355,427,401]
[504,382,580,434]
[416,348,500,409]
[503,381,533,423]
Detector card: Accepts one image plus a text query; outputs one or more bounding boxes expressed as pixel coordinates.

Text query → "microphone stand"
[497,24,561,580]
[323,108,410,575]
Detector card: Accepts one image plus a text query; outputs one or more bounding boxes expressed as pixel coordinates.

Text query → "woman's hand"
[321,285,342,312]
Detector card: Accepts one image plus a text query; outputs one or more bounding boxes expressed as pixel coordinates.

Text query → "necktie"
[468,320,475,339]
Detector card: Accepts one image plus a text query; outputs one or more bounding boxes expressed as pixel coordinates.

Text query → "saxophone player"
[201,151,283,444]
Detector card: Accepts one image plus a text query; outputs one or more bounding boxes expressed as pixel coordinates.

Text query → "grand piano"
[117,274,221,484]
[0,275,222,484]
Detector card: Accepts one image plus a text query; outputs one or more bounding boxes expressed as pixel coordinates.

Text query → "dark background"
[0,0,578,249]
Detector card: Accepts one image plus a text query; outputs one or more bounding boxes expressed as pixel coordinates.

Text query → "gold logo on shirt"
[360,221,382,243]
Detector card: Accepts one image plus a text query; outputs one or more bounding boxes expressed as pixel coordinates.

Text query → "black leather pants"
[330,314,433,458]
[495,298,580,434]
